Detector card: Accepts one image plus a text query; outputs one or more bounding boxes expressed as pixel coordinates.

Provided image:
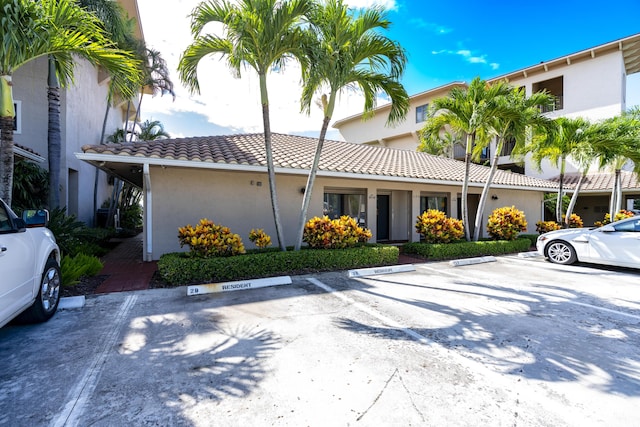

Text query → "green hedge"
[158,244,399,285]
[402,238,532,260]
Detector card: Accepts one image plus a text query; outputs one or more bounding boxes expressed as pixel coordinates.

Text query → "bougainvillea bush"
[178,218,245,257]
[303,215,372,249]
[415,209,464,243]
[487,206,527,241]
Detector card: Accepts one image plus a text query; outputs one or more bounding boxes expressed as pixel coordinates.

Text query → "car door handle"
[1,246,6,252]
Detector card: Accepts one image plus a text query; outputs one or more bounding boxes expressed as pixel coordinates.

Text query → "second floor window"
[416,104,428,123]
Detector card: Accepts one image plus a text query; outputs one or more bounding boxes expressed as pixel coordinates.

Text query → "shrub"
[249,228,272,249]
[536,220,561,234]
[61,253,103,287]
[178,218,245,258]
[48,208,114,257]
[486,206,527,241]
[303,215,372,249]
[403,238,531,260]
[564,213,583,228]
[158,244,398,285]
[415,209,464,243]
[595,209,635,226]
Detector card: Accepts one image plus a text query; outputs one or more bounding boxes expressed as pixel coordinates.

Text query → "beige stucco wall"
[146,166,546,260]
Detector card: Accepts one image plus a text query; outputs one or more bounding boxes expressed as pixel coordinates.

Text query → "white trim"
[14,145,45,163]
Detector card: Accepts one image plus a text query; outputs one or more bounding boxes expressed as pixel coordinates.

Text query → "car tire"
[546,240,577,265]
[18,258,61,323]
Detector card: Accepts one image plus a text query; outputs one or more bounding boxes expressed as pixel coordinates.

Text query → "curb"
[58,296,86,310]
[449,256,497,267]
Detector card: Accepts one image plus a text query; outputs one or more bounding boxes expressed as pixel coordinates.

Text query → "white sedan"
[0,199,61,328]
[537,215,640,268]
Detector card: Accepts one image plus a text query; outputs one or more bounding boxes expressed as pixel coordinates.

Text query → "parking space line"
[306,278,432,346]
[51,295,138,427]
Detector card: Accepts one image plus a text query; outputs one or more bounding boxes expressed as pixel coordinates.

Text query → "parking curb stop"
[58,296,85,310]
[449,256,497,267]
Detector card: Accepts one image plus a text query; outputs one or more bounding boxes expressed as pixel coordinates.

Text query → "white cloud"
[431,47,499,71]
[136,0,392,139]
[344,0,397,10]
[409,18,451,35]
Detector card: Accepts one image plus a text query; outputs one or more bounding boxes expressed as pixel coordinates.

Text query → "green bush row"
[158,244,399,285]
[402,238,532,260]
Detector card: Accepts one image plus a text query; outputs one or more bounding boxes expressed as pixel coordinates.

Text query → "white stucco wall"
[146,166,546,260]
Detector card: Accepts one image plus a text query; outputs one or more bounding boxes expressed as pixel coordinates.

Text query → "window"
[13,100,21,134]
[533,76,563,112]
[324,192,367,226]
[420,195,448,215]
[415,104,428,123]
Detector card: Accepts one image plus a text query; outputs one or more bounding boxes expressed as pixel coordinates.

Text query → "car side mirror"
[22,209,49,227]
[600,225,615,232]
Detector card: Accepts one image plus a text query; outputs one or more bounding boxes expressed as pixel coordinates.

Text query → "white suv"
[0,198,61,328]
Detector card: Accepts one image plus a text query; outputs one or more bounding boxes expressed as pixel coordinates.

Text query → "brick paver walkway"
[95,233,157,294]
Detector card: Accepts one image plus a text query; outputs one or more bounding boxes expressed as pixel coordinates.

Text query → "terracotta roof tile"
[559,172,640,191]
[82,133,559,189]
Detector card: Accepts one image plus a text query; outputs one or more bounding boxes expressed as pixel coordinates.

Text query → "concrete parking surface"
[1,254,639,426]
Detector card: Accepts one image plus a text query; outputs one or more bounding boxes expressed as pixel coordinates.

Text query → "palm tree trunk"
[461,133,474,241]
[259,72,286,251]
[473,138,502,241]
[128,90,143,142]
[565,172,585,227]
[93,94,111,226]
[47,57,62,209]
[0,75,16,205]
[556,158,565,225]
[294,95,334,251]
[609,168,622,217]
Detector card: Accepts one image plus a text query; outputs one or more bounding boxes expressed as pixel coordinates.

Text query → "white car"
[537,215,640,268]
[0,199,61,328]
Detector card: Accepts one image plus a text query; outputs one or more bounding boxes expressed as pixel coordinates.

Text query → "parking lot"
[1,254,639,426]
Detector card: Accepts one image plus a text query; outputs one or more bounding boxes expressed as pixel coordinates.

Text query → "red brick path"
[95,234,157,294]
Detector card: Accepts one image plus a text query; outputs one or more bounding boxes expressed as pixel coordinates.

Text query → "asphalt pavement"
[1,254,639,426]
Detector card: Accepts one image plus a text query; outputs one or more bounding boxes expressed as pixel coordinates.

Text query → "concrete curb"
[58,296,86,310]
[518,251,541,258]
[449,256,497,267]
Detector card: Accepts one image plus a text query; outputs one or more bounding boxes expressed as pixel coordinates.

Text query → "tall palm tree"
[594,112,640,217]
[471,87,554,240]
[0,0,141,207]
[127,46,175,142]
[179,0,311,251]
[420,77,511,241]
[528,116,591,224]
[293,0,409,250]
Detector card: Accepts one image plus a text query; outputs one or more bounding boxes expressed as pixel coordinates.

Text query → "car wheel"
[546,240,577,265]
[19,258,61,323]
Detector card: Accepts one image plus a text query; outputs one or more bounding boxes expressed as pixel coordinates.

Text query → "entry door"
[377,195,390,241]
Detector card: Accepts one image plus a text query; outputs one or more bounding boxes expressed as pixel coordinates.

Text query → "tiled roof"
[559,171,640,192]
[81,133,558,189]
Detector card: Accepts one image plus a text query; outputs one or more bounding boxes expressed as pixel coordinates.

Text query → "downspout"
[143,163,152,261]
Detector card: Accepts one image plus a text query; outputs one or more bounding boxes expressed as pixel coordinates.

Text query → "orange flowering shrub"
[415,209,464,243]
[564,213,583,228]
[178,218,245,257]
[303,215,372,249]
[487,206,527,241]
[249,228,272,249]
[595,210,635,226]
[535,220,561,234]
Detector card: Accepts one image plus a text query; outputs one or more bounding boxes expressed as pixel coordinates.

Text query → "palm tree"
[594,112,640,217]
[471,88,554,240]
[126,46,175,142]
[293,0,409,250]
[178,0,311,251]
[420,77,511,241]
[138,119,170,141]
[528,116,591,224]
[0,0,141,207]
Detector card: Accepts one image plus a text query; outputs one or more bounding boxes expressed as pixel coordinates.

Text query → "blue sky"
[136,0,640,140]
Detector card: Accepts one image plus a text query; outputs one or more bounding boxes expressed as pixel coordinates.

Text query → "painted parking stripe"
[187,276,292,296]
[348,264,415,278]
[52,294,138,427]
